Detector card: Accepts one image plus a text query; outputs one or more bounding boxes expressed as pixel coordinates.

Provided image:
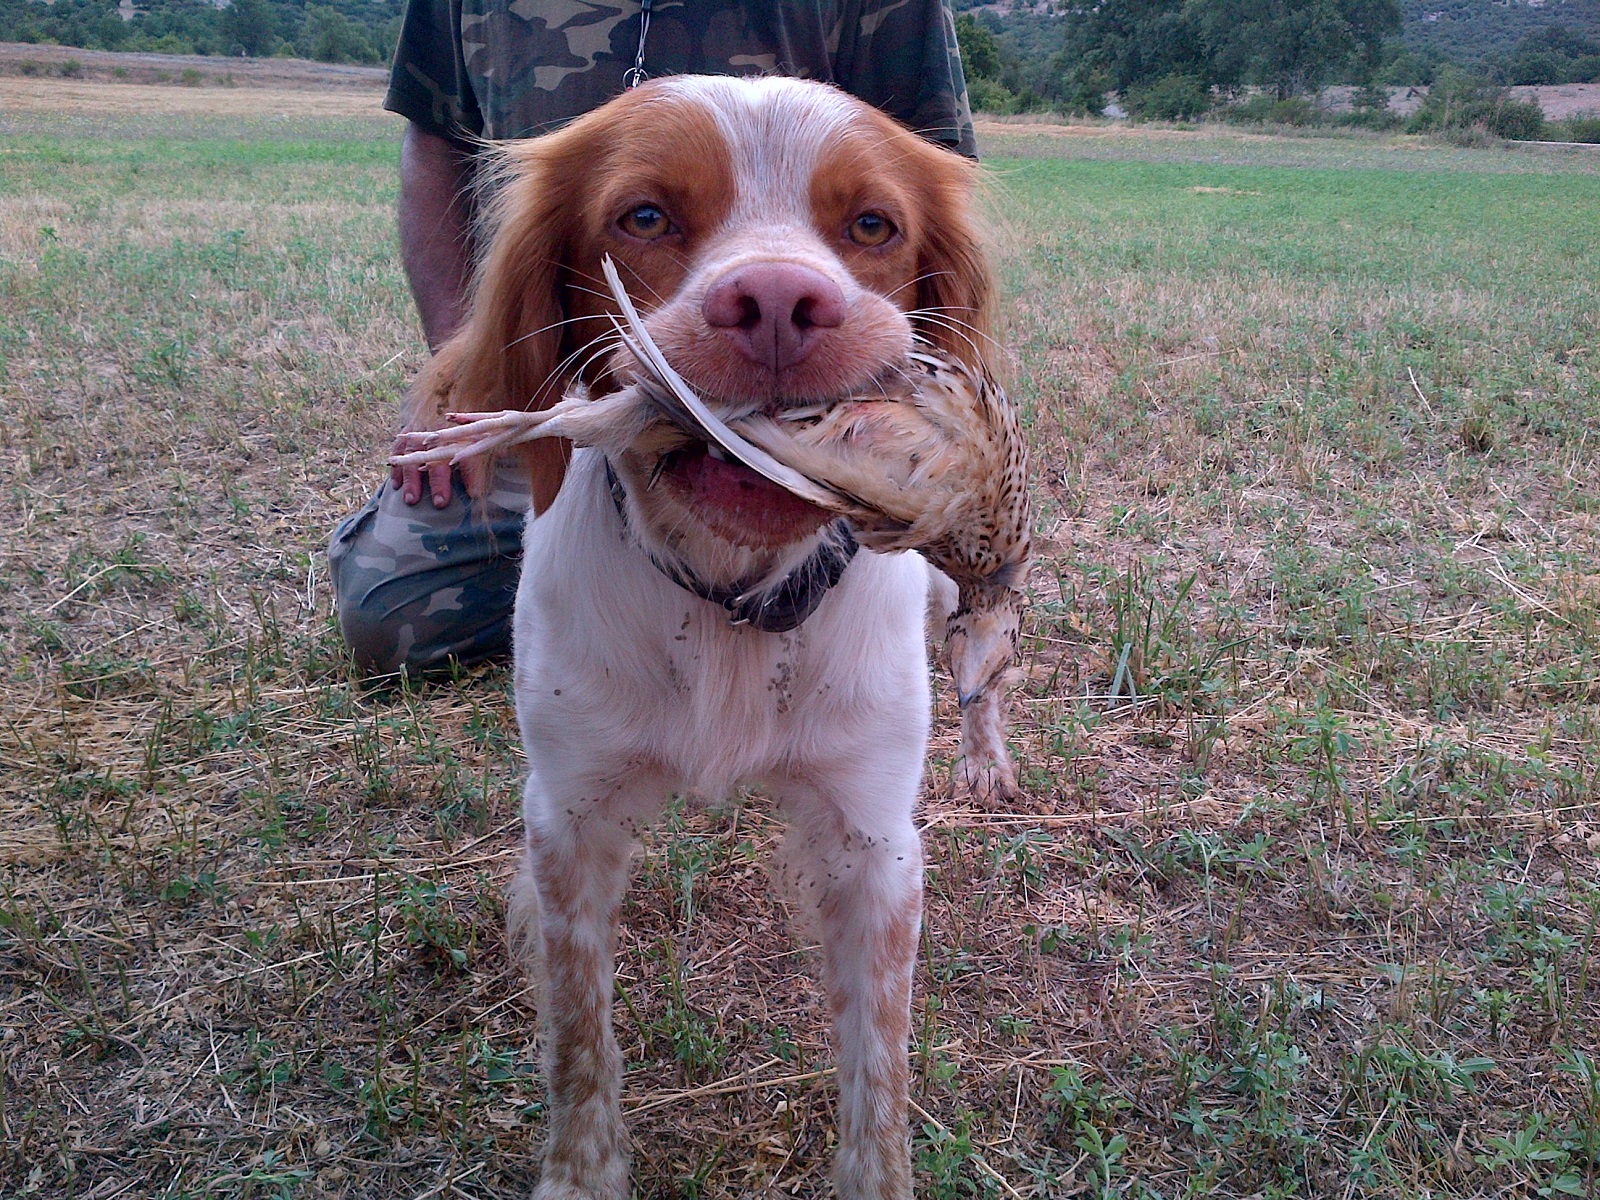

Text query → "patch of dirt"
[1512,82,1600,120]
[0,40,387,91]
[1321,82,1600,120]
[974,116,1207,140]
[0,74,389,118]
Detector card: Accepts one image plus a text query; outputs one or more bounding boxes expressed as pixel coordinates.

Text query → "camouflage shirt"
[385,0,976,157]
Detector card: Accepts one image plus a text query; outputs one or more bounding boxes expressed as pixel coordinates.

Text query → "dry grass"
[0,75,388,119]
[0,41,388,92]
[2,76,1599,1200]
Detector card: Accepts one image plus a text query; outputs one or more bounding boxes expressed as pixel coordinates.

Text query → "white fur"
[512,454,930,1200]
[513,451,931,804]
[656,75,860,217]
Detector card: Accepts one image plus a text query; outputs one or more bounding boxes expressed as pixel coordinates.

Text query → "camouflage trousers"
[327,463,530,677]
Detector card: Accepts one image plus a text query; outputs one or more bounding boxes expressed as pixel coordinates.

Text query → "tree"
[224,0,274,56]
[1054,0,1209,96]
[1187,0,1401,98]
[1502,26,1600,86]
[304,4,374,63]
[955,13,1003,82]
[1053,0,1400,105]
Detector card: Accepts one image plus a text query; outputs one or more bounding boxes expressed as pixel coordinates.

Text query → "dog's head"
[413,75,992,562]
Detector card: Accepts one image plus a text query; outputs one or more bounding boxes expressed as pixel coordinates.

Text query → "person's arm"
[400,123,475,353]
[392,123,480,507]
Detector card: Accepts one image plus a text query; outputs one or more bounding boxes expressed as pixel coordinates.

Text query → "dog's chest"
[529,594,846,795]
[513,463,924,796]
[663,613,809,712]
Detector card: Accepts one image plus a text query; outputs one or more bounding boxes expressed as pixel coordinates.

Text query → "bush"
[1341,84,1401,129]
[1556,113,1600,143]
[1406,68,1546,142]
[58,57,83,78]
[1489,100,1546,141]
[148,33,197,55]
[1335,107,1402,131]
[1125,73,1211,123]
[1440,125,1497,149]
[1223,94,1319,127]
[966,74,1019,115]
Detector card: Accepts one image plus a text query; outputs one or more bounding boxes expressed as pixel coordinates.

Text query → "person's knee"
[337,576,517,677]
[335,589,418,677]
[326,481,523,678]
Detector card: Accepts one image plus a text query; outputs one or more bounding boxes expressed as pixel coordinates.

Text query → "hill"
[1403,0,1600,63]
[0,0,402,65]
[963,1,1600,96]
[0,38,386,88]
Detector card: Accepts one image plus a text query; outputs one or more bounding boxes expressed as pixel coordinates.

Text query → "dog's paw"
[533,1122,629,1200]
[833,1141,913,1200]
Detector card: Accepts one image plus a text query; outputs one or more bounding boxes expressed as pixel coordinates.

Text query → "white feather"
[601,254,838,509]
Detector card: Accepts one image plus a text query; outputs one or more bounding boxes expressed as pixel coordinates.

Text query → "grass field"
[3,79,1599,1200]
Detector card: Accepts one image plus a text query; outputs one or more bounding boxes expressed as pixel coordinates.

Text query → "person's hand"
[390,433,492,506]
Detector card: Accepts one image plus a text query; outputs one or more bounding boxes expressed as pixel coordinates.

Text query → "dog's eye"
[619,205,673,240]
[847,211,896,248]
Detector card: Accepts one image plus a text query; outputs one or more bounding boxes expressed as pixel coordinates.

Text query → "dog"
[401,75,996,1200]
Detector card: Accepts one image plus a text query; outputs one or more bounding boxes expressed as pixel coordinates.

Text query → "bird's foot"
[957,750,1019,807]
[389,409,555,470]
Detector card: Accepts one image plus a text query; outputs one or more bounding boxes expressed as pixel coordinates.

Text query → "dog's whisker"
[907,314,993,363]
[535,330,628,396]
[503,310,610,353]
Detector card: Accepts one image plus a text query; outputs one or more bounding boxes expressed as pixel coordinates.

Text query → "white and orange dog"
[402,76,997,1199]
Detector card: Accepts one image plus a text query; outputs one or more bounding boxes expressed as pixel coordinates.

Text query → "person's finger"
[401,463,425,505]
[429,461,454,508]
[391,433,427,505]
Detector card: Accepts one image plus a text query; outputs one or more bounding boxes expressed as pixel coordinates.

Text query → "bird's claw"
[958,754,1019,808]
[389,410,538,469]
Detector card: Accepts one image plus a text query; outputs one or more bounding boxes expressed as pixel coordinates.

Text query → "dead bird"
[391,257,1032,799]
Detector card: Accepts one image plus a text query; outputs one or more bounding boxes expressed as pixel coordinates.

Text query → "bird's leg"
[944,587,1023,807]
[389,389,648,471]
[957,686,1018,806]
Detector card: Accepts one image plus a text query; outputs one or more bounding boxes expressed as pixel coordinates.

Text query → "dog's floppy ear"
[910,148,997,378]
[399,133,595,514]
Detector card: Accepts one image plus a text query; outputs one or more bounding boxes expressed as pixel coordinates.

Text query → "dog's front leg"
[513,776,659,1200]
[784,793,924,1200]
